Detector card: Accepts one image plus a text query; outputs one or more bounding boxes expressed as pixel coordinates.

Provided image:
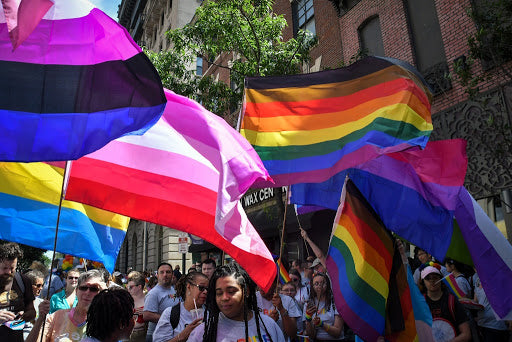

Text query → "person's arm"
[303,302,317,340]
[170,318,202,342]
[143,310,161,323]
[451,321,471,342]
[271,294,297,338]
[143,290,161,323]
[22,299,36,322]
[300,229,326,267]
[322,314,343,338]
[25,300,51,342]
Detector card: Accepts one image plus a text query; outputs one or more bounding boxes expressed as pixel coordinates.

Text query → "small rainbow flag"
[277,258,291,284]
[441,273,466,299]
[241,56,432,187]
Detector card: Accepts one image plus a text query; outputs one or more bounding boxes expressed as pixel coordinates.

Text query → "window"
[405,0,451,94]
[358,16,384,56]
[161,11,164,27]
[169,0,172,10]
[293,0,315,36]
[196,56,203,76]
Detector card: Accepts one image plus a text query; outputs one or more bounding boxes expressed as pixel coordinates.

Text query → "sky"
[90,0,122,20]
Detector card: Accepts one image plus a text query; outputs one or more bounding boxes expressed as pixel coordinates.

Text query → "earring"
[188,291,191,296]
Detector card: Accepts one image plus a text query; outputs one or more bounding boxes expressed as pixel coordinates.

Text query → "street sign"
[178,235,188,254]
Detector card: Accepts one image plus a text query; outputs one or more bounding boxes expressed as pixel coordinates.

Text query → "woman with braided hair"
[188,263,285,342]
[81,288,135,342]
[153,271,208,342]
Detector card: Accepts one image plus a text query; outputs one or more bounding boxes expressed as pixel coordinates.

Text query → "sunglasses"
[78,285,100,293]
[290,278,299,282]
[32,284,43,288]
[68,276,79,280]
[189,282,208,292]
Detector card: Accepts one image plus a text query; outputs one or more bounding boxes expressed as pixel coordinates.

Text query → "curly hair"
[309,273,334,313]
[202,263,272,342]
[86,288,134,340]
[175,271,207,300]
[0,242,23,262]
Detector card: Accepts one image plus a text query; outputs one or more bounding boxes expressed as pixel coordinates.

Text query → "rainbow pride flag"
[241,56,432,187]
[326,179,396,341]
[0,0,166,162]
[0,162,129,271]
[441,273,467,299]
[277,258,291,284]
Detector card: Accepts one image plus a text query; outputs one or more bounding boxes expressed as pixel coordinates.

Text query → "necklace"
[68,307,87,328]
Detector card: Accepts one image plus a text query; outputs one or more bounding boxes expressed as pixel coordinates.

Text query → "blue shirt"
[49,289,77,314]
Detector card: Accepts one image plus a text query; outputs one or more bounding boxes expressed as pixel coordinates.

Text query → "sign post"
[178,233,188,273]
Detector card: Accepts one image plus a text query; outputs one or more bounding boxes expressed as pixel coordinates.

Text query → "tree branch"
[239,6,261,74]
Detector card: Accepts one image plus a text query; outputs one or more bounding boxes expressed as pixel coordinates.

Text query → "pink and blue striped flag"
[0,0,165,162]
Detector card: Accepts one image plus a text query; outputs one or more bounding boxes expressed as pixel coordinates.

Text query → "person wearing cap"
[413,248,448,285]
[419,263,471,342]
[300,229,327,274]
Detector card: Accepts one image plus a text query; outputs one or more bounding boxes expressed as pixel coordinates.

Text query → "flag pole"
[40,160,71,342]
[276,186,290,292]
[294,207,311,258]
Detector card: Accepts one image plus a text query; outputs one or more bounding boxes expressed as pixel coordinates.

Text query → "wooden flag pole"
[276,186,290,293]
[294,207,311,258]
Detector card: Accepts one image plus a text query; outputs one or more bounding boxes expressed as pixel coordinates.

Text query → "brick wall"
[274,0,343,70]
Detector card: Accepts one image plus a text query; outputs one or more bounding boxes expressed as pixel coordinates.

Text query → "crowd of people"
[0,238,511,342]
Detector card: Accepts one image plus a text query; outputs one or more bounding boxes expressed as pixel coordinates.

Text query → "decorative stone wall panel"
[430,84,512,199]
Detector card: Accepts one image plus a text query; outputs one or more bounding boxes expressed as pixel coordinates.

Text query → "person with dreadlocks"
[81,288,135,342]
[188,263,285,342]
[303,273,344,341]
[153,271,208,342]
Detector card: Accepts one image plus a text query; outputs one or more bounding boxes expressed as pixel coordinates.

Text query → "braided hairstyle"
[85,288,134,341]
[309,272,334,313]
[202,263,272,342]
[175,271,207,300]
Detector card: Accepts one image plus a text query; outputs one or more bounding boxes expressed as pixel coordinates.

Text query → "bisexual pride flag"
[0,0,166,162]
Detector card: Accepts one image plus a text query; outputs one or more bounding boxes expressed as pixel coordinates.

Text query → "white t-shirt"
[153,302,203,342]
[256,292,301,340]
[294,287,309,308]
[188,312,285,342]
[144,284,177,336]
[302,300,343,340]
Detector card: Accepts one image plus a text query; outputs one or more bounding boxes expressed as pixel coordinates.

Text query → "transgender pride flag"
[0,0,166,162]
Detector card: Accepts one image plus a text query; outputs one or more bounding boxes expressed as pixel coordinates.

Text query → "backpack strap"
[169,303,181,330]
[14,272,25,294]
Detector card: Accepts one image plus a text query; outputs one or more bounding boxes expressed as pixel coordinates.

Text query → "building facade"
[116,0,203,273]
[204,0,512,244]
[116,0,512,271]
